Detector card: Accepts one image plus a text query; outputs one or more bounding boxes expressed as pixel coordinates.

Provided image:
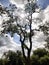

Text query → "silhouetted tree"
[0,0,39,65]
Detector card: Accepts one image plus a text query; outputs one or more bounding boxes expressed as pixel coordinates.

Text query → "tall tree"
[0,0,38,65]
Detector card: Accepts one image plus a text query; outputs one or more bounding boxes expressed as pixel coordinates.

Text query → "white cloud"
[43,6,49,22]
[10,0,24,8]
[0,34,21,58]
[25,31,46,51]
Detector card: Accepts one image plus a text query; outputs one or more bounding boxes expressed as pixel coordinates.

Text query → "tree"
[33,48,48,57]
[39,20,49,50]
[3,50,23,65]
[31,55,39,65]
[31,48,49,65]
[0,59,3,65]
[0,0,39,65]
[0,48,49,65]
[39,55,49,65]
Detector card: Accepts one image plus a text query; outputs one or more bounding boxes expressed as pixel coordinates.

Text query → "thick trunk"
[25,58,31,65]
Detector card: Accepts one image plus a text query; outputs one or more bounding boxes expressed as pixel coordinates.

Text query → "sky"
[0,0,49,9]
[0,0,49,58]
[37,0,49,9]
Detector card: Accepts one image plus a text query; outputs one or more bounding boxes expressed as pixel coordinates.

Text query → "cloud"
[0,31,46,58]
[10,0,24,8]
[25,31,46,51]
[43,6,49,22]
[0,34,21,58]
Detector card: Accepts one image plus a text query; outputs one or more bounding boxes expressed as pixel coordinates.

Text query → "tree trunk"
[25,58,31,65]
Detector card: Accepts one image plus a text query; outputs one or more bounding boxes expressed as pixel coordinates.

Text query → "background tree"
[33,48,48,57]
[3,50,23,65]
[39,21,49,50]
[31,48,49,65]
[0,48,49,65]
[39,55,49,65]
[0,59,3,65]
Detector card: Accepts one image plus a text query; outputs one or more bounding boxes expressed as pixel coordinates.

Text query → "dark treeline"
[0,48,49,65]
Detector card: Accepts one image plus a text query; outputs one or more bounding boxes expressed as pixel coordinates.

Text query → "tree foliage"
[33,48,48,57]
[0,0,39,65]
[2,50,24,65]
[1,0,49,65]
[0,48,49,65]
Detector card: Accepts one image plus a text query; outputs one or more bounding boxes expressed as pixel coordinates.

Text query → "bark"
[25,57,31,65]
[20,1,32,65]
[20,33,32,65]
